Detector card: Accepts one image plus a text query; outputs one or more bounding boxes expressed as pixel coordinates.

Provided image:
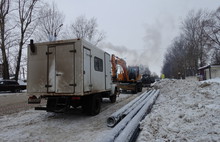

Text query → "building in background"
[198,65,220,80]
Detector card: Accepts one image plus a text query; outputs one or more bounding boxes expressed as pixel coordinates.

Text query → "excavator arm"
[111,54,129,82]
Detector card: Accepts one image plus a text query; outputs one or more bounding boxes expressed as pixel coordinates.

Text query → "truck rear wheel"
[91,94,101,115]
[83,94,101,116]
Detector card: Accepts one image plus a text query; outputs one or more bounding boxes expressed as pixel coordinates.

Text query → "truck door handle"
[56,73,62,76]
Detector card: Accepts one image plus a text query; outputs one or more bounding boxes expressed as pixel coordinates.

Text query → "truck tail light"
[71,97,81,100]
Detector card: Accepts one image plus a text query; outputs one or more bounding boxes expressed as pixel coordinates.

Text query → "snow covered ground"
[1,78,220,142]
[0,92,141,142]
[137,78,220,142]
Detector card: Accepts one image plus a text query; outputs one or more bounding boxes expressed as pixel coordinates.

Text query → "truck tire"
[110,88,117,103]
[83,94,101,116]
[91,94,101,115]
[46,97,56,112]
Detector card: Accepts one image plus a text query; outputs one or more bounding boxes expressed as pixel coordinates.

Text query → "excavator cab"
[128,66,140,80]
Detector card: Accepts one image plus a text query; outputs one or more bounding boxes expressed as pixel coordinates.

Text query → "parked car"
[0,80,26,93]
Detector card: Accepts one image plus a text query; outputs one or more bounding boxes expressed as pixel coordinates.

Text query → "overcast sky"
[48,0,219,75]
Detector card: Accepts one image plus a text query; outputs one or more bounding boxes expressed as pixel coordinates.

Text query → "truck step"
[56,103,68,106]
[35,107,47,110]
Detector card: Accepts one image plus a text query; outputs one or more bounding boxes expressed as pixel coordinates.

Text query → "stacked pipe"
[103,89,160,142]
[107,89,154,127]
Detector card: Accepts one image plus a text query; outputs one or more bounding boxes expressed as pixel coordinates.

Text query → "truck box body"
[27,39,112,97]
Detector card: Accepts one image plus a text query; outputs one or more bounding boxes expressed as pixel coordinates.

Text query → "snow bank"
[18,80,27,85]
[137,79,220,142]
[202,77,220,83]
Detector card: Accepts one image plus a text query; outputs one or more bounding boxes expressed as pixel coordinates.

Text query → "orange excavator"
[111,54,142,93]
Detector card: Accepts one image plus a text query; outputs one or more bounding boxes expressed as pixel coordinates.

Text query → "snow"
[0,92,139,142]
[202,77,220,83]
[1,78,220,141]
[137,78,220,142]
[0,92,24,96]
[18,80,27,85]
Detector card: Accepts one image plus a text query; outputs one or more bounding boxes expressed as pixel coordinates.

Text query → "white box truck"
[27,39,117,115]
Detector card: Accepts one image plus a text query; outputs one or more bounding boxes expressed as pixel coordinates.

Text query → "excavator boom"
[111,54,129,82]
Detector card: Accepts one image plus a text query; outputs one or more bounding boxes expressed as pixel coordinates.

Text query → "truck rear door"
[47,44,75,93]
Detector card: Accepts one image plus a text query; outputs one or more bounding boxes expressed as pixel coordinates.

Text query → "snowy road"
[0,92,45,116]
[0,91,144,142]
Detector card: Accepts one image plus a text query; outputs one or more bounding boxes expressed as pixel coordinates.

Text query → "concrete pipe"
[114,90,160,142]
[103,90,159,142]
[107,90,154,127]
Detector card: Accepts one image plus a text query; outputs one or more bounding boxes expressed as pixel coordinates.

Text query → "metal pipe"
[103,90,158,142]
[107,90,153,127]
[122,90,156,116]
[114,90,160,142]
[107,90,151,127]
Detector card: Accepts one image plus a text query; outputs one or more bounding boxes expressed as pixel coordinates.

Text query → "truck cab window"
[94,57,103,72]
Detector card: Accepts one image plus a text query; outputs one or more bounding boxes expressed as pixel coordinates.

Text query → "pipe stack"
[103,89,160,142]
[107,90,155,127]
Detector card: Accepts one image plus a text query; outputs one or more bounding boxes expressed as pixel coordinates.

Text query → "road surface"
[0,90,146,141]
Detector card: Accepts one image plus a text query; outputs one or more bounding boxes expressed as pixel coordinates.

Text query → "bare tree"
[213,7,220,48]
[201,7,220,65]
[182,10,210,68]
[0,0,11,79]
[14,0,40,80]
[203,7,220,48]
[35,2,64,42]
[162,7,220,78]
[162,53,173,78]
[211,49,220,64]
[70,16,105,45]
[162,10,211,78]
[162,35,192,78]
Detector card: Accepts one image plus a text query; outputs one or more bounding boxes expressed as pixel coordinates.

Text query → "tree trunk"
[1,43,10,79]
[15,40,23,81]
[0,22,10,79]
